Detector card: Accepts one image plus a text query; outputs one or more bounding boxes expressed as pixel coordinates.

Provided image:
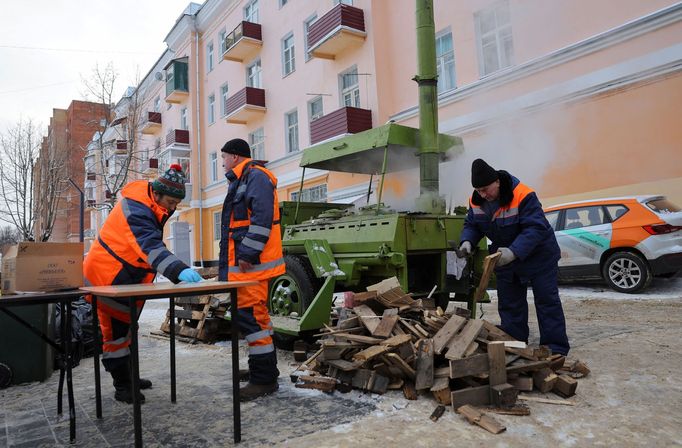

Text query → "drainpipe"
[414,0,445,214]
[193,15,205,268]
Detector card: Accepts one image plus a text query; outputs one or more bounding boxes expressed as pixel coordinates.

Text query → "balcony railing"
[223,21,263,62]
[308,3,366,60]
[225,87,266,125]
[310,106,372,145]
[141,112,162,135]
[115,140,127,153]
[166,129,190,147]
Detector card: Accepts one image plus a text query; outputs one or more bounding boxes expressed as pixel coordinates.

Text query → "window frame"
[180,107,188,130]
[209,151,218,182]
[474,0,514,77]
[303,13,318,62]
[339,66,360,108]
[208,93,216,125]
[207,40,214,73]
[246,59,262,88]
[281,32,296,77]
[220,83,229,117]
[249,127,265,160]
[435,28,456,93]
[244,0,259,23]
[285,109,299,153]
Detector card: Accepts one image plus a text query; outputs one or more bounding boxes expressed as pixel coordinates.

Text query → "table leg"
[92,296,102,419]
[170,297,176,403]
[65,301,76,443]
[231,288,241,443]
[129,297,142,448]
[57,303,65,415]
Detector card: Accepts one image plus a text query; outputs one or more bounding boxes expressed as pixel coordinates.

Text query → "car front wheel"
[602,251,652,293]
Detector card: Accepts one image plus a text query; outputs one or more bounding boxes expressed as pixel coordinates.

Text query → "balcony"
[224,87,266,125]
[166,129,190,147]
[141,112,162,134]
[85,199,96,210]
[164,58,189,103]
[222,21,262,63]
[310,106,372,145]
[86,172,97,181]
[142,158,159,178]
[308,3,366,60]
[114,140,127,154]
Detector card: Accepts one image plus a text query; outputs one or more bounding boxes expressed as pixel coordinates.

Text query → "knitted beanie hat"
[471,158,499,188]
[152,163,186,199]
[220,138,251,157]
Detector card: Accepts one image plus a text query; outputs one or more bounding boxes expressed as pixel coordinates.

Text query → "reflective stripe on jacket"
[83,180,189,321]
[219,159,285,282]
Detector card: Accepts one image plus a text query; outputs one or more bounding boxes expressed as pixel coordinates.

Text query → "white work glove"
[458,241,472,258]
[178,268,202,283]
[496,247,516,267]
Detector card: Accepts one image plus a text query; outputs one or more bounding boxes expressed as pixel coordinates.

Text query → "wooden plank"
[402,381,418,400]
[386,353,416,379]
[415,338,434,390]
[463,341,479,357]
[490,383,518,407]
[434,366,450,378]
[433,314,467,354]
[353,304,380,334]
[518,394,575,406]
[352,344,390,362]
[330,333,383,344]
[487,341,507,386]
[430,405,447,422]
[430,377,451,405]
[366,276,401,294]
[325,359,362,372]
[381,333,412,347]
[480,405,531,416]
[472,252,502,309]
[456,404,506,434]
[444,319,484,360]
[351,290,377,305]
[351,369,373,390]
[450,385,490,410]
[482,320,516,341]
[295,375,336,392]
[372,308,399,338]
[508,375,534,392]
[533,368,559,393]
[449,353,489,379]
[553,374,578,398]
[506,360,550,374]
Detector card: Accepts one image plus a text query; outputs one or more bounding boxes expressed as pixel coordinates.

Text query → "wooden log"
[415,338,435,390]
[533,368,559,393]
[449,353,489,379]
[508,375,534,392]
[402,381,418,400]
[553,374,578,398]
[451,385,490,410]
[490,383,518,407]
[433,314,467,354]
[487,341,507,386]
[430,405,447,422]
[430,377,451,405]
[456,405,506,434]
[445,319,484,360]
[354,304,381,334]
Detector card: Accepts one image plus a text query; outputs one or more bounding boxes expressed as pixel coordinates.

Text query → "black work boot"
[239,381,278,402]
[238,369,250,382]
[110,364,145,404]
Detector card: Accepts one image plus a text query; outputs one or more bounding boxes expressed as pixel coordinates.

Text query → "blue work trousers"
[496,264,570,355]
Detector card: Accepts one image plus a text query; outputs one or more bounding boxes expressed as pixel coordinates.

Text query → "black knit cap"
[471,158,499,188]
[220,138,251,157]
[152,163,186,199]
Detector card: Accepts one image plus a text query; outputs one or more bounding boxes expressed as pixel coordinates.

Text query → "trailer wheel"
[0,363,12,389]
[268,255,318,318]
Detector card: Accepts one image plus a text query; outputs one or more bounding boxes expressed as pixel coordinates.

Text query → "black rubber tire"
[602,251,652,293]
[0,363,12,389]
[268,255,319,318]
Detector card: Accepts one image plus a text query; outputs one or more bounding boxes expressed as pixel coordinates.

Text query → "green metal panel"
[299,123,462,174]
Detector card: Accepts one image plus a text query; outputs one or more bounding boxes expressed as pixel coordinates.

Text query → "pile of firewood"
[292,277,589,434]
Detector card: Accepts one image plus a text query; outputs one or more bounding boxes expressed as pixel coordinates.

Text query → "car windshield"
[645,198,680,213]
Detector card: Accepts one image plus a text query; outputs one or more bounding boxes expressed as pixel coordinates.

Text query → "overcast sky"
[0,0,199,131]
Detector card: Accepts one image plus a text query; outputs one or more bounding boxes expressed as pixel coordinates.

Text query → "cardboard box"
[1,242,83,294]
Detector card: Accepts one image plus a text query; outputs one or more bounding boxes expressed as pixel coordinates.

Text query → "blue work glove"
[496,247,516,266]
[178,268,202,283]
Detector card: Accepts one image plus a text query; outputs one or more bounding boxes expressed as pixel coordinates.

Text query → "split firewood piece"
[487,341,507,386]
[402,380,418,400]
[480,405,531,416]
[506,360,550,374]
[386,353,416,379]
[295,375,337,392]
[449,353,489,379]
[471,252,502,313]
[490,383,518,407]
[430,405,447,422]
[533,367,559,393]
[508,375,534,391]
[325,359,362,372]
[451,385,490,410]
[430,377,451,405]
[434,366,450,378]
[553,374,578,398]
[445,319,484,360]
[372,308,399,338]
[354,304,381,334]
[549,354,566,371]
[433,315,468,355]
[352,290,377,306]
[290,347,323,383]
[457,405,506,434]
[415,338,435,390]
[518,394,575,406]
[331,333,383,345]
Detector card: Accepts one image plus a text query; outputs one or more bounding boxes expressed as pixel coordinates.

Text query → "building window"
[208,94,215,124]
[220,84,229,116]
[303,14,317,62]
[209,151,218,182]
[213,211,221,240]
[475,0,514,76]
[282,33,295,76]
[291,184,327,202]
[279,0,288,7]
[436,29,456,93]
[249,128,265,160]
[285,109,299,153]
[219,29,227,55]
[339,66,360,108]
[207,41,214,72]
[180,107,188,130]
[153,96,161,112]
[244,0,259,23]
[246,59,262,88]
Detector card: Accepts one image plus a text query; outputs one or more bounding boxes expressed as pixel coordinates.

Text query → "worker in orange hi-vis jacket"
[218,138,285,402]
[83,164,202,404]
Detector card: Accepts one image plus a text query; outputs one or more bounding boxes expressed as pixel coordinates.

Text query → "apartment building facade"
[86,0,682,267]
